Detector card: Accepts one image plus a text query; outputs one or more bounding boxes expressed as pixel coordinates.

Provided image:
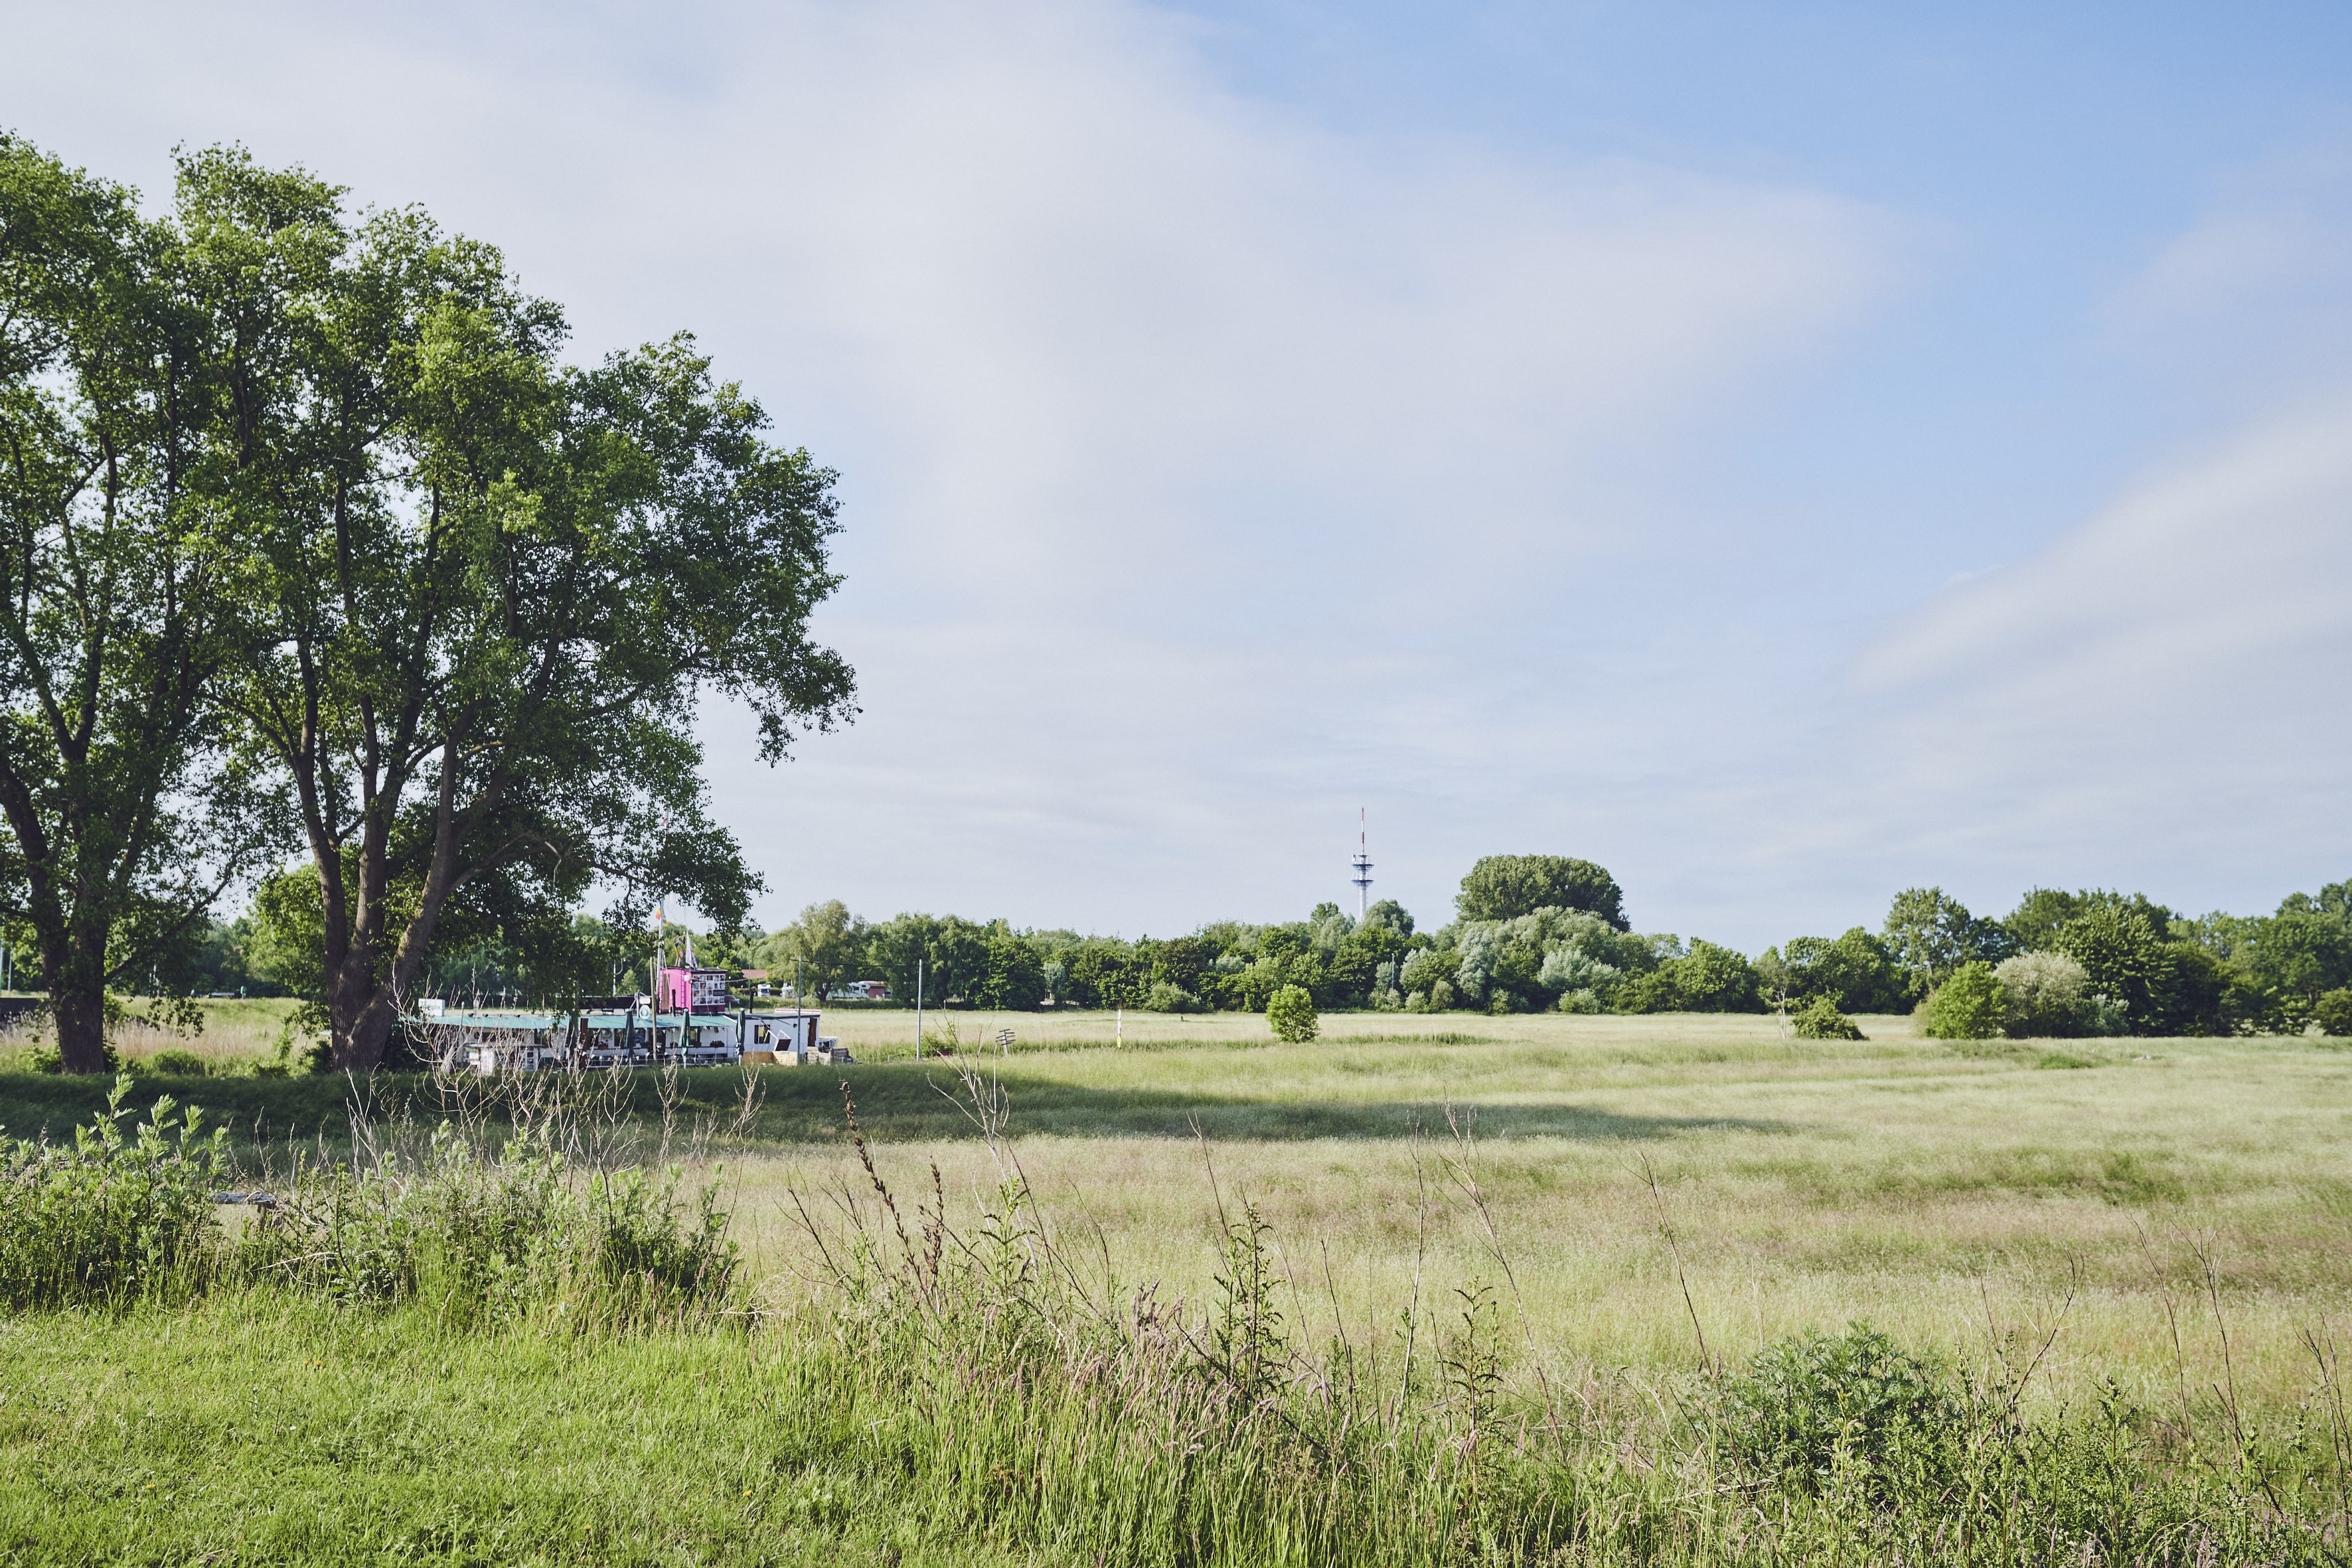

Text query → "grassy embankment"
[5,1010,2352,1561]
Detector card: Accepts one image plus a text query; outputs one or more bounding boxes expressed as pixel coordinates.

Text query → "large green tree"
[1881,888,2013,1000]
[195,149,854,1071]
[1454,854,1627,929]
[0,136,280,1072]
[762,900,868,1005]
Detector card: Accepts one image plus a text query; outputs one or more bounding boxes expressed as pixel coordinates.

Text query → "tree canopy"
[1454,854,1627,929]
[0,135,282,1071]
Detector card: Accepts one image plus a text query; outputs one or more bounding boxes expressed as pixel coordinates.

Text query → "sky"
[7,0,2351,947]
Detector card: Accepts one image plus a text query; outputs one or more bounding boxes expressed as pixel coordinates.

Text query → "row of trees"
[702,859,2352,1042]
[0,135,854,1071]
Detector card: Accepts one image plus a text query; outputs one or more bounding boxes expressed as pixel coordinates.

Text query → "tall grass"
[4,1064,2348,1563]
[0,1076,225,1308]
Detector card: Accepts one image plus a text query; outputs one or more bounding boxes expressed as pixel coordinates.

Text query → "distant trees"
[1759,929,1907,1015]
[763,901,868,1003]
[1455,855,1627,929]
[1623,940,1767,1014]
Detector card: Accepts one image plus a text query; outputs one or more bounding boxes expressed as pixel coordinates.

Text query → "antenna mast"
[1350,807,1373,919]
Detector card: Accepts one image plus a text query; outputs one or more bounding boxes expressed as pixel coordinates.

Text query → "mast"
[1350,807,1373,919]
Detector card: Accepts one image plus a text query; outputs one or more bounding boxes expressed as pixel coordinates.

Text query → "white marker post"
[915,959,925,1061]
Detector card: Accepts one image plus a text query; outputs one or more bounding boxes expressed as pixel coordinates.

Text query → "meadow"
[5,1007,2351,1562]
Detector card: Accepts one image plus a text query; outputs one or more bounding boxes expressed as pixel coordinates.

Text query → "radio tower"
[1350,808,1373,919]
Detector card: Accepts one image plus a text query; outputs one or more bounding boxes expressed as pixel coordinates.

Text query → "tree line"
[680,854,2352,1039]
[0,135,853,1071]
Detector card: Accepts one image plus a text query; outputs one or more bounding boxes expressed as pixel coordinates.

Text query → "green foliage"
[977,928,1048,1010]
[1265,983,1318,1042]
[183,144,854,1072]
[231,1122,737,1324]
[0,136,287,1073]
[1883,888,2014,1000]
[759,900,869,1005]
[145,1048,209,1077]
[2003,887,2177,954]
[1790,996,1865,1040]
[1764,927,1907,1013]
[1716,1323,1960,1494]
[1140,980,1200,1013]
[1994,950,2089,1038]
[1921,961,2006,1040]
[2316,988,2352,1037]
[1455,854,1628,928]
[0,1076,228,1308]
[1624,939,1766,1013]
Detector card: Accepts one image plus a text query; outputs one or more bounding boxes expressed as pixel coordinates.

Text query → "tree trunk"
[333,994,402,1074]
[54,989,109,1075]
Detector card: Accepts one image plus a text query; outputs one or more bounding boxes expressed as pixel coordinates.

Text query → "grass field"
[6,1010,2351,1561]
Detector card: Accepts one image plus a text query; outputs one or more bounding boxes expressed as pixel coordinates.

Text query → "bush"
[145,1048,209,1077]
[1265,984,1318,1043]
[2082,992,2131,1036]
[1140,980,1200,1014]
[0,1077,228,1308]
[1790,996,1864,1040]
[1921,962,2005,1040]
[1996,950,2088,1038]
[2316,988,2352,1037]
[1715,1322,1960,1494]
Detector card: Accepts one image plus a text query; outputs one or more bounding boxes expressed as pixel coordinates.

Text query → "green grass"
[7,1012,2352,1562]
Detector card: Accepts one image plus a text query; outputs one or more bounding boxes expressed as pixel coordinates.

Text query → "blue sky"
[9,1,2350,946]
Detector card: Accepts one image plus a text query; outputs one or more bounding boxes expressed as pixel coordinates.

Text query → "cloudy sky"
[11,1,2351,947]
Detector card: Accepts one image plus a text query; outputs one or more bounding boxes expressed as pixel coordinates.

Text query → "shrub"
[1556,987,1602,1014]
[2316,988,2352,1037]
[1715,1322,1960,1494]
[1921,962,2005,1040]
[0,1077,228,1308]
[145,1048,209,1077]
[2082,992,2131,1037]
[1790,996,1864,1040]
[1140,980,1200,1013]
[1265,984,1318,1043]
[1995,950,2088,1038]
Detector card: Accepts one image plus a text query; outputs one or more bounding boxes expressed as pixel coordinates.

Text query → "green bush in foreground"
[1922,961,2007,1040]
[1265,982,1318,1042]
[0,1077,227,1309]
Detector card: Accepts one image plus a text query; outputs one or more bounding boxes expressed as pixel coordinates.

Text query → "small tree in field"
[1921,963,2005,1040]
[1266,984,1318,1043]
